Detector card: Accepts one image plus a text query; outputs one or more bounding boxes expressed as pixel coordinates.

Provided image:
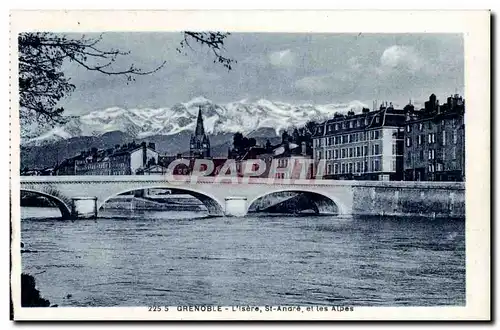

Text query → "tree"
[18,32,235,136]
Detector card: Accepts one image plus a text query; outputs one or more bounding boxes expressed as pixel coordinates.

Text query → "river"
[20,207,465,307]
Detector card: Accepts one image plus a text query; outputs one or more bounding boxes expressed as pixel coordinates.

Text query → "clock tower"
[190,106,211,158]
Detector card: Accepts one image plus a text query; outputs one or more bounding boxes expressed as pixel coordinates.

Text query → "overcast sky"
[57,33,464,115]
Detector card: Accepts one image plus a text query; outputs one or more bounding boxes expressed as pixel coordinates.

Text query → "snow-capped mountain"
[24,97,368,146]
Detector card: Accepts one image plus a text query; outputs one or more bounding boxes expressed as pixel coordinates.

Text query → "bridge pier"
[71,197,98,219]
[224,197,248,217]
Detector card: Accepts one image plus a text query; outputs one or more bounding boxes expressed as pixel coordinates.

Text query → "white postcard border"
[9,10,490,321]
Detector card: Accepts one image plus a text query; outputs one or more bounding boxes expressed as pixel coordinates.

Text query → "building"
[403,94,465,181]
[234,140,313,180]
[312,104,406,181]
[56,142,159,175]
[190,106,211,159]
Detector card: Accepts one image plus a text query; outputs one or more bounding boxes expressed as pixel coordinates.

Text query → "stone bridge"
[20,175,465,219]
[20,175,356,219]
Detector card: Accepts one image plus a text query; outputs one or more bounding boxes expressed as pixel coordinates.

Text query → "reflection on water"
[20,207,465,307]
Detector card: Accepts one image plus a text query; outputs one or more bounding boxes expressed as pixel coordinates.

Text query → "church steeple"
[190,106,211,159]
[195,106,205,137]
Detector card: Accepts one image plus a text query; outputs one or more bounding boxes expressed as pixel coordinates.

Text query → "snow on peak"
[25,98,369,146]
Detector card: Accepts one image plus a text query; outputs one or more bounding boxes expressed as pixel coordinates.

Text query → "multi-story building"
[56,142,159,175]
[312,104,406,181]
[403,94,465,181]
[190,106,211,159]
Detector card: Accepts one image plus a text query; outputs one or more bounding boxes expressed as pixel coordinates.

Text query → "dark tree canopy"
[18,31,235,136]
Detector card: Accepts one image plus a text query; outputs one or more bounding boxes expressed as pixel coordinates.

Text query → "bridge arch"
[247,189,343,215]
[20,189,72,219]
[98,185,225,216]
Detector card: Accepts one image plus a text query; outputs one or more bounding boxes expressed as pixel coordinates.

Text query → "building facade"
[312,104,406,181]
[403,94,465,181]
[190,107,211,159]
[56,142,159,176]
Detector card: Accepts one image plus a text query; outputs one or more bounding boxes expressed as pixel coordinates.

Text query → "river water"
[20,207,465,307]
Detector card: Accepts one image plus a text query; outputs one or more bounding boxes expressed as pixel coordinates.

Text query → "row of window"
[314,129,382,147]
[317,144,383,160]
[406,130,458,147]
[428,163,444,173]
[406,147,458,163]
[406,118,460,133]
[324,158,392,175]
[320,115,381,134]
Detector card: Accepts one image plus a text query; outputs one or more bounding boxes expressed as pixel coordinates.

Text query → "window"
[334,163,339,174]
[349,134,353,143]
[406,125,411,133]
[317,151,322,160]
[428,133,432,144]
[374,159,380,171]
[419,123,423,131]
[428,149,435,160]
[406,137,412,147]
[392,143,397,155]
[342,135,348,144]
[342,148,346,158]
[327,150,331,159]
[417,135,422,145]
[437,163,443,172]
[348,163,353,173]
[442,148,446,162]
[432,133,436,143]
[374,130,380,139]
[334,149,339,159]
[442,131,447,146]
[357,119,361,127]
[356,162,360,173]
[363,145,368,156]
[370,131,374,140]
[441,119,445,127]
[349,148,353,158]
[349,121,353,129]
[452,146,457,160]
[327,164,332,174]
[354,120,358,128]
[341,163,346,174]
[364,160,368,172]
[392,159,397,172]
[375,116,380,123]
[364,118,368,125]
[453,131,458,144]
[343,122,347,129]
[419,150,424,161]
[356,146,361,157]
[335,123,339,131]
[374,144,380,155]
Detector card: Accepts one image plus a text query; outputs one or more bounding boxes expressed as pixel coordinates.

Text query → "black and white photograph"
[9,10,490,321]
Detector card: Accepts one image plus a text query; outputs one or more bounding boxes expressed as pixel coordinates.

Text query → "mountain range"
[21,97,368,169]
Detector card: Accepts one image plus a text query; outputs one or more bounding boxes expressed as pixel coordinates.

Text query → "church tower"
[190,106,211,158]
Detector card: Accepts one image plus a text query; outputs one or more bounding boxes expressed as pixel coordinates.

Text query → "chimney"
[142,143,147,167]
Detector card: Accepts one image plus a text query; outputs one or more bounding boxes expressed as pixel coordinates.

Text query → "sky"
[57,33,464,115]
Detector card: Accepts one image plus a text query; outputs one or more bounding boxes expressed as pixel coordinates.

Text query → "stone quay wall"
[351,181,465,218]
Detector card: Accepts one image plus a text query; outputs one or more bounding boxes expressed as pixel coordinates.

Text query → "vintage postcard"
[9,10,490,321]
